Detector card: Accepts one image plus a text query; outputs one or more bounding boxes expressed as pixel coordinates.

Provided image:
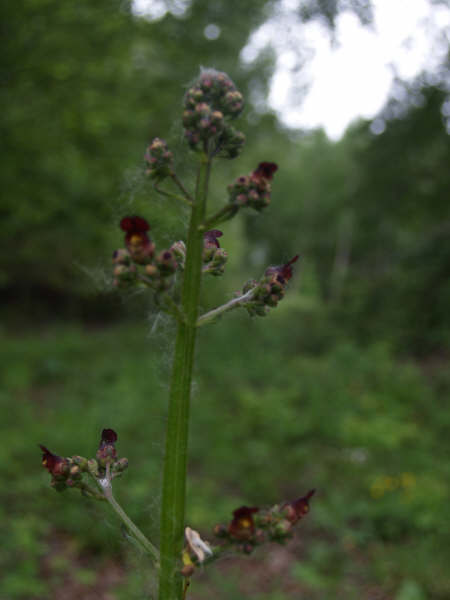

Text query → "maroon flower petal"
[229,506,259,538]
[39,444,66,475]
[253,162,278,180]
[120,216,150,233]
[280,255,299,281]
[285,489,315,523]
[101,429,118,445]
[204,230,223,248]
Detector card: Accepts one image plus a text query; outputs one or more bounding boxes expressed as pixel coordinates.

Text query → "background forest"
[1,0,449,598]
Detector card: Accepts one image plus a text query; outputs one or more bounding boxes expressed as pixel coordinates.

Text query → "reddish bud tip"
[204,229,223,248]
[280,254,300,281]
[285,489,316,523]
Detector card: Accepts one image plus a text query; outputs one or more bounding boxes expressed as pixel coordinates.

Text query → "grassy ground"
[0,310,449,599]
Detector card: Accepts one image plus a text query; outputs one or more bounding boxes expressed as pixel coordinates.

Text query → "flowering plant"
[40,69,314,600]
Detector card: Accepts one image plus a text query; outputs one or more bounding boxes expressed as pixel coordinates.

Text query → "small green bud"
[69,465,82,480]
[112,248,131,265]
[112,457,129,473]
[87,459,99,477]
[72,455,89,471]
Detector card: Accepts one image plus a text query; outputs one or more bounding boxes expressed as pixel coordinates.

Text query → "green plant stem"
[196,288,256,327]
[200,203,237,230]
[92,467,160,563]
[105,488,160,563]
[159,153,212,600]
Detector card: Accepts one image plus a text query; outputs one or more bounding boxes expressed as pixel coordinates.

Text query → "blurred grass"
[1,305,449,599]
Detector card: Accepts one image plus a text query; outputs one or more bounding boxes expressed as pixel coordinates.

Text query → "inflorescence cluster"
[39,429,127,500]
[40,69,310,588]
[181,491,315,578]
[183,69,245,157]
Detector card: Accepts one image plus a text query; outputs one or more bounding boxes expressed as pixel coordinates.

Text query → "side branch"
[197,288,256,327]
[154,183,192,207]
[92,466,160,564]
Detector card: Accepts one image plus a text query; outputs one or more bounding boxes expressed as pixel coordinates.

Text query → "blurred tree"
[0,0,274,316]
[243,78,450,355]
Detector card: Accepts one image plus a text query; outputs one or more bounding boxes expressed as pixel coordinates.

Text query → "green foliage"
[1,321,449,598]
[1,0,449,598]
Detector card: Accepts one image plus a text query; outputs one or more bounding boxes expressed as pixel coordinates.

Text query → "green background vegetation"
[1,0,449,598]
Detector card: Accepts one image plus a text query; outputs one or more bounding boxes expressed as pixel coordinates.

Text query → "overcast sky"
[134,0,450,139]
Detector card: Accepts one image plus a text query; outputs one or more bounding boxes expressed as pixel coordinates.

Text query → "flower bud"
[213,524,228,538]
[72,455,88,471]
[170,240,186,269]
[156,250,178,277]
[144,138,173,181]
[145,264,158,278]
[69,465,82,480]
[181,564,195,578]
[87,459,99,477]
[274,519,292,537]
[39,445,70,478]
[228,162,277,211]
[283,489,315,524]
[112,248,131,265]
[112,457,129,473]
[96,428,118,466]
[113,264,137,288]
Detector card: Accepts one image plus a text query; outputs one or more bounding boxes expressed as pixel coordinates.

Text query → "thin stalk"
[105,489,160,563]
[154,183,192,207]
[200,203,237,231]
[92,467,160,563]
[196,288,255,327]
[170,172,194,204]
[159,153,212,600]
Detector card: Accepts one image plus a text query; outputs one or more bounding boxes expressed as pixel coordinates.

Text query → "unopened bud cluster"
[242,255,299,317]
[183,69,245,157]
[144,138,173,181]
[113,216,184,292]
[39,429,128,498]
[203,230,228,276]
[228,162,278,212]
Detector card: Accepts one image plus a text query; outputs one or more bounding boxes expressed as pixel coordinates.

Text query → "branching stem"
[199,203,238,231]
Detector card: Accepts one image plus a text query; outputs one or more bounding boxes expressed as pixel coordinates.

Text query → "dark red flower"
[120,216,150,234]
[279,255,299,281]
[204,229,223,248]
[119,216,154,262]
[100,429,118,445]
[284,489,315,523]
[39,445,68,477]
[265,255,299,283]
[252,162,278,181]
[228,506,259,539]
[97,428,118,464]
